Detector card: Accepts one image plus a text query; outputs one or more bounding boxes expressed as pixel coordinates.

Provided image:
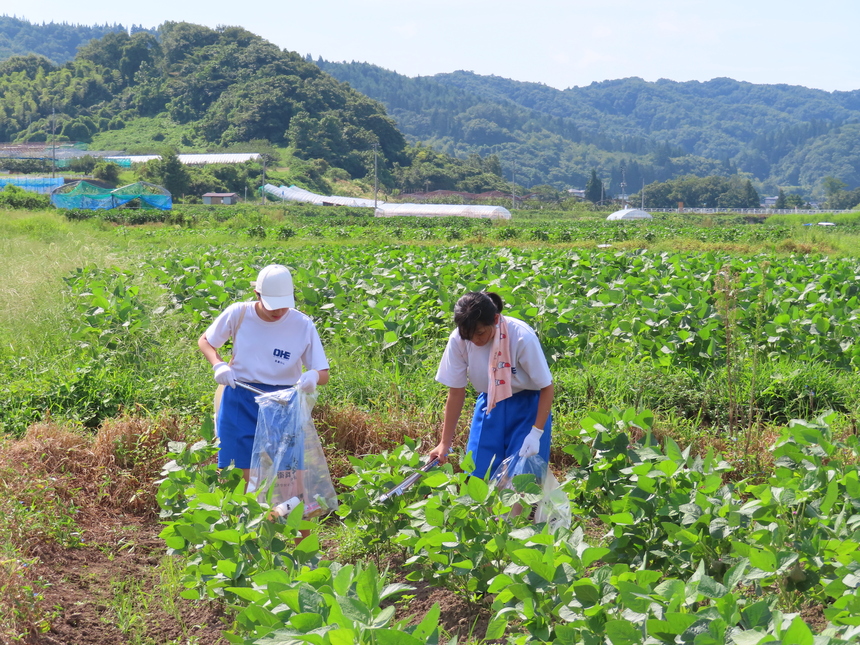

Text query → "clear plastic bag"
[490,453,571,532]
[490,453,550,490]
[247,387,338,518]
[535,469,571,532]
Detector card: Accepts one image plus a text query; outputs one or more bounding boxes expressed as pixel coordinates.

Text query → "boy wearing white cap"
[198,264,330,479]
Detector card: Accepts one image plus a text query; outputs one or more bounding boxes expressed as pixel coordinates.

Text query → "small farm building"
[203,192,239,205]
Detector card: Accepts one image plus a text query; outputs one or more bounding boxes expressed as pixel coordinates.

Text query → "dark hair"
[453,291,504,341]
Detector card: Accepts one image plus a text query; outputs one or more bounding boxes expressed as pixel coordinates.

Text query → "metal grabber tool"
[377,458,439,504]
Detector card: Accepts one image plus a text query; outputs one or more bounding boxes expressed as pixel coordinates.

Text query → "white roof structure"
[606,207,653,221]
[375,203,511,220]
[264,184,379,208]
[263,184,511,219]
[105,153,261,165]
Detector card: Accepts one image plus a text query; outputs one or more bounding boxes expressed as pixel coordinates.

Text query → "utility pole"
[373,143,378,208]
[260,157,266,205]
[620,164,627,207]
[511,161,516,210]
[51,107,56,179]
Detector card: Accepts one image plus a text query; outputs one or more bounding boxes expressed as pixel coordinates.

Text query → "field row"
[77,244,860,372]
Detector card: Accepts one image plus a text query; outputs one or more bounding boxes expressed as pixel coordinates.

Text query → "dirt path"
[19,509,227,645]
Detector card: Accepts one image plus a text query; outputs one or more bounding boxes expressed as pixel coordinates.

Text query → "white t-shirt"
[435,315,552,394]
[205,302,329,386]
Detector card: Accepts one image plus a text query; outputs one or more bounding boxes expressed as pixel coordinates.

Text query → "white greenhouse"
[606,207,653,221]
[263,184,511,219]
[375,203,510,220]
[104,153,261,168]
[264,184,378,207]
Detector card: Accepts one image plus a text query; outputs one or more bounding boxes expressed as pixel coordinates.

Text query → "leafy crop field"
[2,206,860,644]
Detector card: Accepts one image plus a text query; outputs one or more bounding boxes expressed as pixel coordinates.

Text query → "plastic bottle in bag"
[271,495,323,519]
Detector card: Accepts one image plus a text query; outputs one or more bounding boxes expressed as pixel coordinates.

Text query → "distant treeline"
[0,16,154,64]
[5,17,859,199]
[317,61,860,197]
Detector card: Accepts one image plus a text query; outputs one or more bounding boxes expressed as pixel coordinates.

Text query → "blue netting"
[51,180,172,210]
[52,194,115,210]
[140,195,172,209]
[0,177,64,194]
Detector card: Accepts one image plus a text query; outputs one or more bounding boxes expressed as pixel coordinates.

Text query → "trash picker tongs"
[236,381,266,395]
[377,458,439,504]
[236,381,295,402]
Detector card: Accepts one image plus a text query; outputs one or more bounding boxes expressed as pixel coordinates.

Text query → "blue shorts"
[217,382,291,469]
[466,389,552,479]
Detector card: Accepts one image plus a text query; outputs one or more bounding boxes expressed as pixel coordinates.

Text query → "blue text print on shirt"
[273,349,292,360]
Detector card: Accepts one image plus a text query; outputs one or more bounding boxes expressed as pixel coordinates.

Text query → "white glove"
[296,369,319,394]
[213,361,236,388]
[518,426,544,458]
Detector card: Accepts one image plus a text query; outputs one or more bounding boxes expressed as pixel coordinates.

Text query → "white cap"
[252,264,295,310]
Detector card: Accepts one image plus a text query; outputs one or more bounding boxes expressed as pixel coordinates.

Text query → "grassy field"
[2,205,860,643]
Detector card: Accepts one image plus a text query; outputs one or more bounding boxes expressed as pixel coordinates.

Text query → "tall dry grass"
[0,414,191,519]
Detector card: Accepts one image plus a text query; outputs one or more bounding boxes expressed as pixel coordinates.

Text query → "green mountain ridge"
[317,61,860,195]
[0,22,412,187]
[2,16,858,199]
[0,19,522,197]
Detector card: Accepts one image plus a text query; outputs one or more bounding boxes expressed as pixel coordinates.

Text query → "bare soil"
[13,508,492,645]
[16,509,228,645]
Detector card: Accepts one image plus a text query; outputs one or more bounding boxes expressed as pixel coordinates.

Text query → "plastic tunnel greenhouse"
[263,183,511,219]
[51,181,171,210]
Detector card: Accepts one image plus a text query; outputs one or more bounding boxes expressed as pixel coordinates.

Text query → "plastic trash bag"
[535,469,571,532]
[490,453,571,532]
[490,453,549,490]
[247,387,338,518]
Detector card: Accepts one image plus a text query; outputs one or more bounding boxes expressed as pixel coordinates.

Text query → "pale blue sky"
[11,1,860,92]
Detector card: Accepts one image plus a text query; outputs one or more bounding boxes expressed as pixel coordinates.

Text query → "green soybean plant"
[394,455,546,601]
[336,438,437,560]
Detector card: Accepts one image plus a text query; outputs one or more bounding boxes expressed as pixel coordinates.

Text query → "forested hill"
[0,23,412,184]
[0,16,150,64]
[4,15,859,196]
[317,60,860,194]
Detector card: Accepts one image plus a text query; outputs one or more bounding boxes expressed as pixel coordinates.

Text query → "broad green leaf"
[782,616,814,645]
[372,630,425,645]
[748,547,778,573]
[605,619,641,645]
[356,564,380,609]
[289,612,324,631]
[466,476,489,503]
[411,602,440,640]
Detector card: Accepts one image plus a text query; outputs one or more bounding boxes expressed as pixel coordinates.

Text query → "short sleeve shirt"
[205,302,329,386]
[435,315,552,394]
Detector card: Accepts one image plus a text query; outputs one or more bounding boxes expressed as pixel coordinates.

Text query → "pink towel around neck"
[486,316,513,414]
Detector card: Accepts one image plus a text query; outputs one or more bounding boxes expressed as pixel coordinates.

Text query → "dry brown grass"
[1,415,191,517]
[0,415,211,643]
[313,402,465,481]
